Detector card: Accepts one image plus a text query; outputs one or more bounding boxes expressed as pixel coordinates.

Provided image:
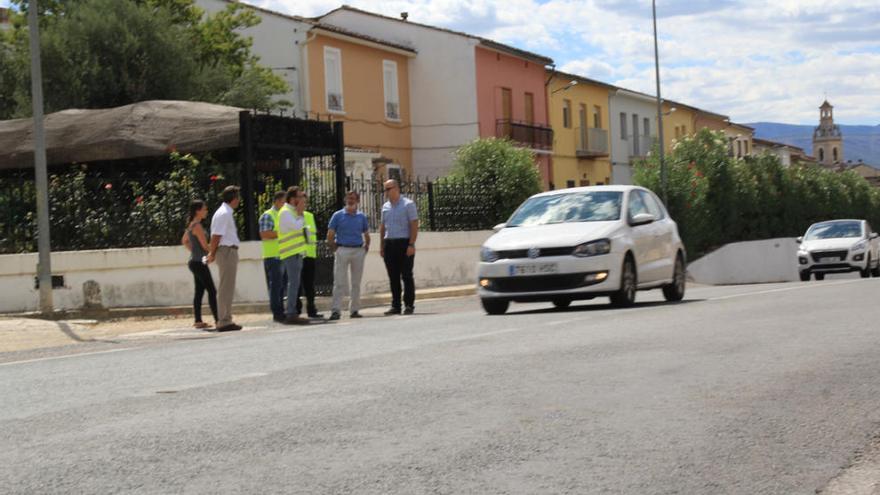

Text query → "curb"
[6,285,477,321]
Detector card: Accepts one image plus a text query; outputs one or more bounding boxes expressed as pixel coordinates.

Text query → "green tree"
[1,0,288,119]
[447,138,543,223]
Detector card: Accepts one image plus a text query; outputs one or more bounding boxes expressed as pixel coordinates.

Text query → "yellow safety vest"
[277,204,307,260]
[303,211,318,259]
[260,207,281,259]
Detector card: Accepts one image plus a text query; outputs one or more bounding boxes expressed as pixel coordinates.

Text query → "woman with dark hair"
[181,199,218,330]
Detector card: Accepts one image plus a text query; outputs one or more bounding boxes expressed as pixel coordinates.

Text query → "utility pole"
[652,0,667,205]
[28,0,54,314]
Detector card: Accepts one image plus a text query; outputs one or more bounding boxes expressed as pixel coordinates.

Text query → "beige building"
[813,100,844,167]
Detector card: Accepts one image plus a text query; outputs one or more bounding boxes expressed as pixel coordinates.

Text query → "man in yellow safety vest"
[296,192,322,318]
[277,186,310,325]
[259,190,288,322]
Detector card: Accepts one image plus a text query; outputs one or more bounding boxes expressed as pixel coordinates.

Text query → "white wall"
[688,238,800,285]
[196,0,310,113]
[321,10,480,179]
[608,90,658,185]
[0,232,492,313]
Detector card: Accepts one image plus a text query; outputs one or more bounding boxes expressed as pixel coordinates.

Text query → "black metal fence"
[345,175,499,232]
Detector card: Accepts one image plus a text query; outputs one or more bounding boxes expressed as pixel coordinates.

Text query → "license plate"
[509,263,558,276]
[819,257,838,263]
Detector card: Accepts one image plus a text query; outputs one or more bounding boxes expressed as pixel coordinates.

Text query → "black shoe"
[403,307,415,315]
[350,311,362,318]
[272,315,285,323]
[384,308,401,316]
[283,316,310,325]
[329,312,341,321]
[308,312,324,319]
[217,323,242,332]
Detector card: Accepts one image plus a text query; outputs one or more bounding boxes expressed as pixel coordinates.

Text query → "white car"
[796,219,880,281]
[477,186,686,315]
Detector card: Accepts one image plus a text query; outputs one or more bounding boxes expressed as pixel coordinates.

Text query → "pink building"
[475,43,554,188]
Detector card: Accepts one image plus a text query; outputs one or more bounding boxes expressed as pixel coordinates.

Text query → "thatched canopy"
[0,100,243,170]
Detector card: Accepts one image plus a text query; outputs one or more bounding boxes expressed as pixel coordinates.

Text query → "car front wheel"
[799,271,810,282]
[552,298,572,309]
[481,298,509,315]
[662,255,686,302]
[862,256,872,278]
[610,256,637,308]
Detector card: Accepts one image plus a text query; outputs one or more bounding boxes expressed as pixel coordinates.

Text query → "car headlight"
[481,246,499,262]
[852,240,868,251]
[573,239,611,257]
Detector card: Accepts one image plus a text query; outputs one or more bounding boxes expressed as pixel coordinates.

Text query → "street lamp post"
[28,0,54,314]
[652,0,667,205]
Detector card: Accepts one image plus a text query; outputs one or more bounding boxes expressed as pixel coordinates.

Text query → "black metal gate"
[239,112,345,296]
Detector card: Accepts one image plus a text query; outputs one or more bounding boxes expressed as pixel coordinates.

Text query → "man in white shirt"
[278,186,310,325]
[207,186,242,332]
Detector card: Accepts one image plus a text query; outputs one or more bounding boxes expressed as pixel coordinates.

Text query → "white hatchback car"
[796,219,880,281]
[477,186,686,315]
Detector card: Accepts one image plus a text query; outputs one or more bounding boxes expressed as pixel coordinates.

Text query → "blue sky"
[5,0,879,125]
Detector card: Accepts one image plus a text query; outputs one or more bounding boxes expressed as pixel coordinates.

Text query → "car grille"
[496,246,574,259]
[810,250,848,262]
[488,273,590,293]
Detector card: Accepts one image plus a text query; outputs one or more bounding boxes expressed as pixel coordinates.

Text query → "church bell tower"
[812,100,843,167]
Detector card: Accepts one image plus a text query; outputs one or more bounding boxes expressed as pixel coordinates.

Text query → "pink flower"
[210,175,218,182]
[135,196,144,204]
[104,183,112,190]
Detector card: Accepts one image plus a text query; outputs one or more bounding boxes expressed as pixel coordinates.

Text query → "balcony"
[496,119,553,151]
[576,128,609,158]
[629,134,654,158]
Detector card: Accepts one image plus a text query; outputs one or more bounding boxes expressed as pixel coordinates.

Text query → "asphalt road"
[4,278,880,494]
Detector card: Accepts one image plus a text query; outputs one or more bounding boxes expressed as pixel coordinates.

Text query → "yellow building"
[725,123,754,159]
[547,72,614,188]
[305,24,415,179]
[660,101,697,153]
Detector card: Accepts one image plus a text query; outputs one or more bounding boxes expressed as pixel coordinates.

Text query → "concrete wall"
[688,238,799,285]
[196,0,310,113]
[0,232,492,314]
[321,9,481,179]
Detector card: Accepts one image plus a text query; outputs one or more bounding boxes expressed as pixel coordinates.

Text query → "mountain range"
[747,122,880,167]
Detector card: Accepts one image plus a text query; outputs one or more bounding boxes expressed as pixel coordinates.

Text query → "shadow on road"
[507,299,705,316]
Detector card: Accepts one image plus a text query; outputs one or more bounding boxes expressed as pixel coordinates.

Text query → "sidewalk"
[0,284,476,354]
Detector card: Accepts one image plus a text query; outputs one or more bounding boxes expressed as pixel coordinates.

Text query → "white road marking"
[707,279,863,301]
[0,347,136,367]
[446,328,524,342]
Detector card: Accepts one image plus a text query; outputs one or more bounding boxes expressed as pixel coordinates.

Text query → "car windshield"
[506,191,623,227]
[805,221,863,240]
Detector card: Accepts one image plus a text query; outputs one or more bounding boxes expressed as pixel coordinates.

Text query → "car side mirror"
[871,233,879,240]
[493,223,507,232]
[796,236,803,244]
[629,213,655,226]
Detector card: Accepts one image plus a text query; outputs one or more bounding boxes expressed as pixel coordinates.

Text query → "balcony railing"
[576,128,609,158]
[496,119,553,150]
[629,134,654,157]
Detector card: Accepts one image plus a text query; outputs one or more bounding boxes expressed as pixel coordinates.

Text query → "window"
[507,191,623,227]
[593,106,601,128]
[324,47,344,112]
[833,147,838,162]
[566,180,575,188]
[632,114,640,153]
[563,99,572,128]
[744,140,750,155]
[524,92,535,124]
[639,190,665,219]
[819,148,825,161]
[674,126,680,139]
[579,104,587,149]
[736,140,743,157]
[628,191,650,221]
[620,112,628,140]
[386,164,402,182]
[643,118,650,137]
[580,179,590,187]
[383,60,400,120]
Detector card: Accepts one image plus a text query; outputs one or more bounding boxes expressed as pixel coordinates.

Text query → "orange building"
[305,24,416,180]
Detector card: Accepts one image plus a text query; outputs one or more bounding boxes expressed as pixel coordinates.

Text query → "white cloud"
[254,0,879,124]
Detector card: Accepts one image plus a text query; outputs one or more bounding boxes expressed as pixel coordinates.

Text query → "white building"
[319,6,482,178]
[196,0,311,113]
[608,89,658,185]
[752,138,807,167]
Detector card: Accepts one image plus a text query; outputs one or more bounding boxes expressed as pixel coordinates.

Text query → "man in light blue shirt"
[327,191,371,320]
[379,179,419,315]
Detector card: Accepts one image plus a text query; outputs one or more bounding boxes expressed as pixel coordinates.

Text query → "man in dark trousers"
[297,192,322,318]
[379,179,419,315]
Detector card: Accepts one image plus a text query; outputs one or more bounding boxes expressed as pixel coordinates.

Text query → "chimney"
[400,12,409,21]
